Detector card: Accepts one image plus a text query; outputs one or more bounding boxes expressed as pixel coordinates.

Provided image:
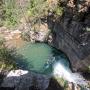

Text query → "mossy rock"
[54,76,68,89]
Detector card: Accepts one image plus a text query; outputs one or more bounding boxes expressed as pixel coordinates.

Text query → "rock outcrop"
[0,22,50,44]
[48,0,90,72]
[21,23,50,42]
[1,70,50,90]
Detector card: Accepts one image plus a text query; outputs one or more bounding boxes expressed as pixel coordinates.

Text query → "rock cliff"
[48,0,90,72]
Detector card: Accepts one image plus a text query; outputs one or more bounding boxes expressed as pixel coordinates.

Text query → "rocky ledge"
[0,22,50,45]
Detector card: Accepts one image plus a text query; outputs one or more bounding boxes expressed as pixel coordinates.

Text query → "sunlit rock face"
[22,23,50,43]
[1,70,50,90]
[48,0,90,72]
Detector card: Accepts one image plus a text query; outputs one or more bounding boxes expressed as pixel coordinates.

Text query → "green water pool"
[15,43,70,74]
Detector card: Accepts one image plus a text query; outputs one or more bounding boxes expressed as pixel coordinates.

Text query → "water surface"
[16,43,70,74]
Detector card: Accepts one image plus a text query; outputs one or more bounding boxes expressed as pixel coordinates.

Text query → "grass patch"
[27,0,63,24]
[0,40,16,72]
[3,0,19,28]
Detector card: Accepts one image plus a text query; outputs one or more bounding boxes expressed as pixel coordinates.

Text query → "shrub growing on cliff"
[27,0,49,21]
[0,40,16,71]
[0,0,64,28]
[27,0,63,24]
[54,6,63,16]
[0,0,20,28]
[3,0,19,28]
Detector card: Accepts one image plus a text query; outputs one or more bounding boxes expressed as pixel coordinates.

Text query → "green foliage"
[27,0,48,18]
[0,40,11,61]
[0,0,63,28]
[0,0,20,28]
[27,0,63,24]
[54,76,68,89]
[3,0,19,28]
[0,40,16,71]
[54,6,63,16]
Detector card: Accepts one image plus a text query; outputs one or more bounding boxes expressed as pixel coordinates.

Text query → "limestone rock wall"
[47,0,90,72]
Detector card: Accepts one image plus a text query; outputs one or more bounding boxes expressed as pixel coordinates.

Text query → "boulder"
[1,70,50,90]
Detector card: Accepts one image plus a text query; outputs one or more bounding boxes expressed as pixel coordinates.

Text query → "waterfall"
[53,61,89,89]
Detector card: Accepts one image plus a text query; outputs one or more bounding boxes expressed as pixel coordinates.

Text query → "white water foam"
[53,61,88,86]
